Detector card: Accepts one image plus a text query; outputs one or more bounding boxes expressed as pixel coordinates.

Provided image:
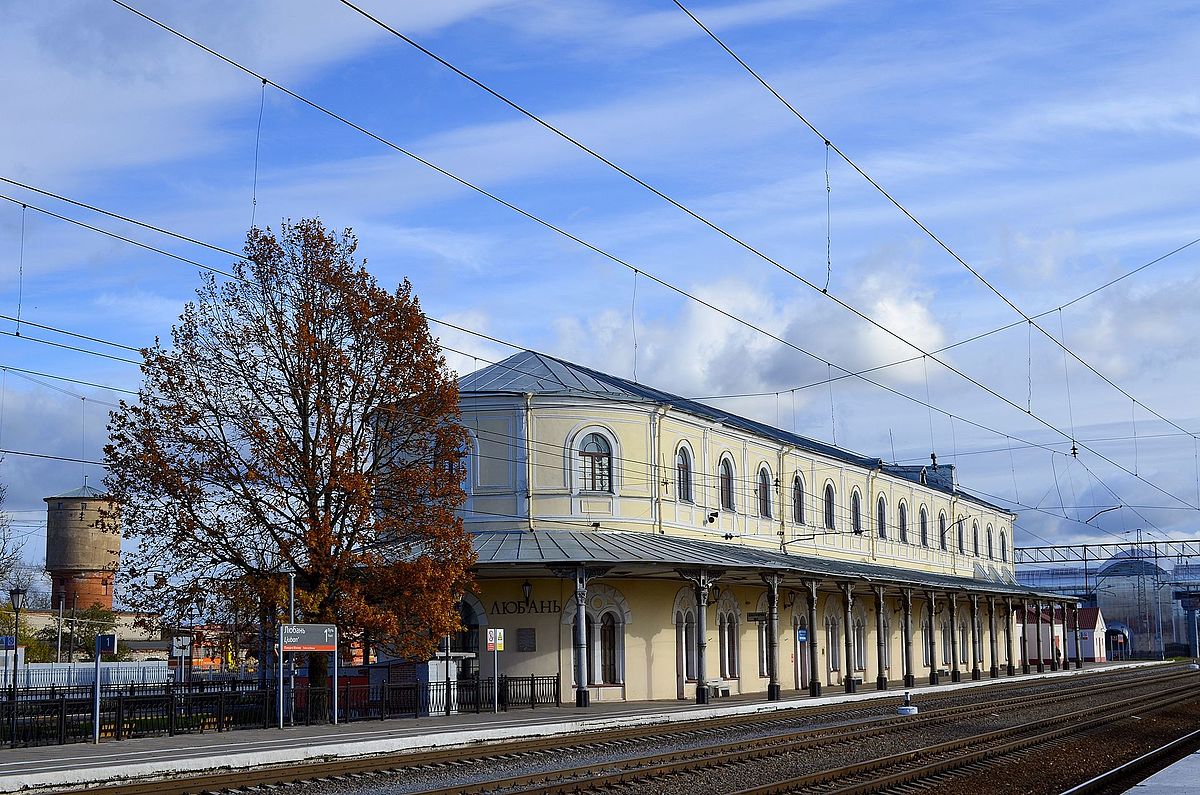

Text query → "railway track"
[78,666,1193,795]
[382,668,1194,795]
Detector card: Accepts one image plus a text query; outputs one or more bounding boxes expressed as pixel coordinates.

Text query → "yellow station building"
[457,352,1070,706]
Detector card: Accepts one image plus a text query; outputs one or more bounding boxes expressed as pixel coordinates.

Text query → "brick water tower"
[44,484,121,611]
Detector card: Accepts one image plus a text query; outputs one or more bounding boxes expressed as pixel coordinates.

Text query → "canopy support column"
[902,588,915,688]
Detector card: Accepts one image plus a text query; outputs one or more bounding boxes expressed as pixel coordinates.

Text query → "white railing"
[0,661,171,690]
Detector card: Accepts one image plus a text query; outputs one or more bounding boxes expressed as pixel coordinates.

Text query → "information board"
[281,623,337,652]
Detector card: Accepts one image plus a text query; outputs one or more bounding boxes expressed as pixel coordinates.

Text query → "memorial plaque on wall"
[517,627,536,652]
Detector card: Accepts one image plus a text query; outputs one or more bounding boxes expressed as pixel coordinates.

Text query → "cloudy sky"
[2,0,1199,573]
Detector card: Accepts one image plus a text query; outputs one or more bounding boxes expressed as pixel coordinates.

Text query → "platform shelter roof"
[472,528,1053,598]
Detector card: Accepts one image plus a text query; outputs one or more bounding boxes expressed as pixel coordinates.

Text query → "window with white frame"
[676,445,692,503]
[853,617,867,670]
[719,458,735,511]
[986,524,994,559]
[972,521,980,556]
[920,506,928,546]
[718,612,739,678]
[957,520,966,554]
[571,611,625,685]
[876,495,887,540]
[939,512,948,550]
[898,502,908,543]
[758,621,768,677]
[824,483,836,529]
[1000,530,1008,562]
[792,476,805,524]
[578,432,612,492]
[757,467,772,518]
[826,616,841,671]
[678,610,697,679]
[851,490,862,534]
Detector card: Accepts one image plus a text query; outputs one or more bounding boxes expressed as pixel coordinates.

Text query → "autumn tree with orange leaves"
[105,219,473,676]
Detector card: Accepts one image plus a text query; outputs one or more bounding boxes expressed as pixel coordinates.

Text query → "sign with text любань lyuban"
[281,624,337,652]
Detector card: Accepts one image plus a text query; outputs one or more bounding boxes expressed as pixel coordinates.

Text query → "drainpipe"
[778,445,792,551]
[656,405,668,536]
[524,393,535,532]
[867,463,880,561]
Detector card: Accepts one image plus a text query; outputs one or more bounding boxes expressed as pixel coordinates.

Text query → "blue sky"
[3,0,1200,569]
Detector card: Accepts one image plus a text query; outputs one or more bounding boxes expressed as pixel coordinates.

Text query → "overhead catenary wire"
[109,0,1192,513]
[322,1,1200,514]
[689,233,1200,402]
[671,0,1199,447]
[3,171,1107,499]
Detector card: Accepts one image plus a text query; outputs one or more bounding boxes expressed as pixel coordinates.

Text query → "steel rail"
[1056,725,1200,795]
[76,666,1184,795]
[398,669,1193,795]
[729,682,1200,794]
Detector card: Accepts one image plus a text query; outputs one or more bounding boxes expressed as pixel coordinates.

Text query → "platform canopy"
[471,528,1057,599]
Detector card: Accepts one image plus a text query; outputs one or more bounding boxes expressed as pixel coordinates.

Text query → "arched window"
[851,490,862,534]
[824,483,836,530]
[876,495,887,540]
[578,432,612,492]
[940,621,952,665]
[972,521,980,556]
[1000,530,1008,562]
[600,613,618,684]
[792,476,805,524]
[986,524,994,559]
[957,520,965,554]
[757,620,768,676]
[758,467,772,518]
[939,512,947,550]
[718,612,739,678]
[919,506,928,547]
[675,446,692,503]
[454,600,482,679]
[921,617,932,666]
[719,458,735,511]
[825,616,841,671]
[899,502,908,543]
[679,610,697,679]
[959,621,969,662]
[853,617,867,670]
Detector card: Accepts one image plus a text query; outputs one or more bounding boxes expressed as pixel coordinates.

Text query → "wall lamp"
[706,511,719,524]
[521,580,532,602]
[785,589,798,609]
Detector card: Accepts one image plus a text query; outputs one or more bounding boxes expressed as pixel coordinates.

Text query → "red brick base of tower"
[50,572,114,611]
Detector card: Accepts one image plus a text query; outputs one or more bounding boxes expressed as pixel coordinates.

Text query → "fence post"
[414,684,420,720]
[530,674,536,709]
[115,696,125,741]
[57,696,67,745]
[556,674,561,707]
[217,692,226,732]
[168,684,176,737]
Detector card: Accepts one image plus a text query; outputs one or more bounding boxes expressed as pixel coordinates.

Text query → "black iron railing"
[0,675,560,748]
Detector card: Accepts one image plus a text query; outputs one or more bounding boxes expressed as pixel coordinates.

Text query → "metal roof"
[459,351,1013,514]
[44,485,108,500]
[472,528,1046,597]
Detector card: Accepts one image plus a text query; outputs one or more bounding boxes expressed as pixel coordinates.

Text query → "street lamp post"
[9,587,26,749]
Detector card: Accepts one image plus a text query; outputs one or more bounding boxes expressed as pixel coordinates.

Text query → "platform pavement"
[0,661,1165,794]
[1128,746,1200,792]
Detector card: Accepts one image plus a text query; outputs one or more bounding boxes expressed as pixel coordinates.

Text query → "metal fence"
[0,675,560,748]
[0,662,172,690]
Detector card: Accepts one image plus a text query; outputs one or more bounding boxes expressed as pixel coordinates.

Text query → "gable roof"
[460,351,1010,513]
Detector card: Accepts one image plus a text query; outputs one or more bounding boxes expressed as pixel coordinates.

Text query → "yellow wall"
[461,394,1018,579]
